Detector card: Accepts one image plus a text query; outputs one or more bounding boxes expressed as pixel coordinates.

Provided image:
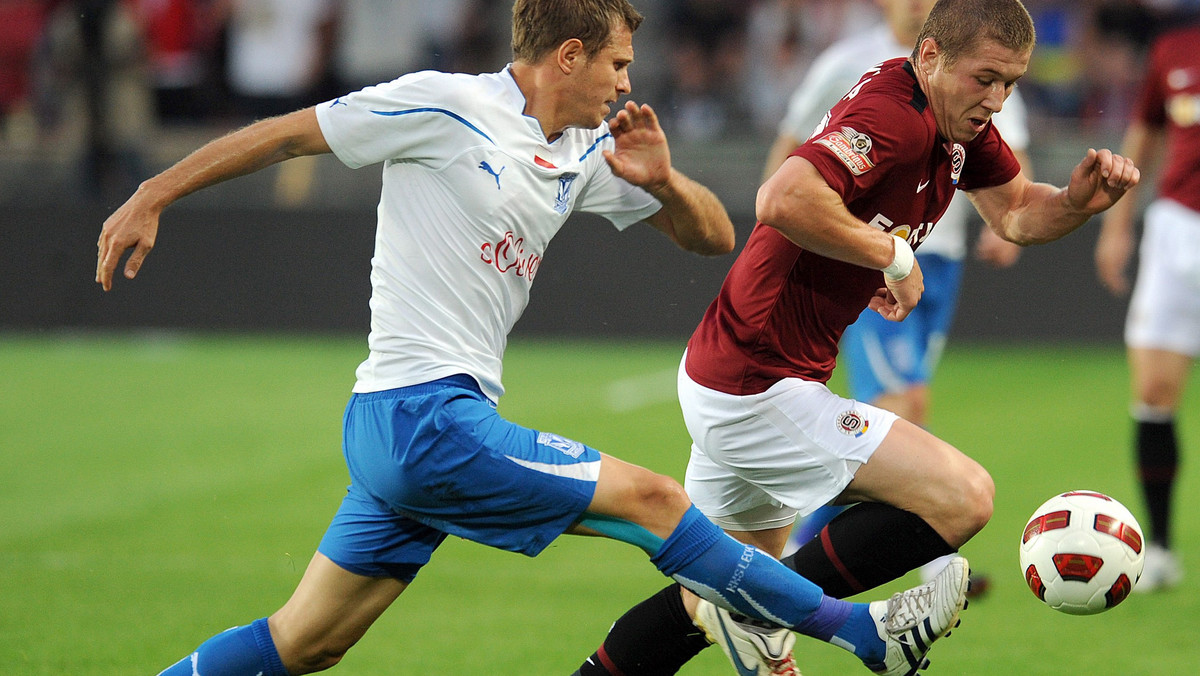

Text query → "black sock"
[1136,417,1179,548]
[782,502,954,598]
[573,584,710,676]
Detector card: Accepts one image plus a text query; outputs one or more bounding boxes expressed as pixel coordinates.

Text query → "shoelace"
[885,583,936,633]
[769,651,802,676]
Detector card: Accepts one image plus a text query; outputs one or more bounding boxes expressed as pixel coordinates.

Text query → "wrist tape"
[881,235,914,281]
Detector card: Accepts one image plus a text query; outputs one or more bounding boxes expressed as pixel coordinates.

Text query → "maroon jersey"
[1134,26,1200,212]
[687,58,1020,395]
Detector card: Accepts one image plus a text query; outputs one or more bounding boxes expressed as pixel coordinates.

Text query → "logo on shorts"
[537,431,585,458]
[836,410,870,437]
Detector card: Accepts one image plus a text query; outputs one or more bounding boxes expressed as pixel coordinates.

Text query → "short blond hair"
[911,0,1035,65]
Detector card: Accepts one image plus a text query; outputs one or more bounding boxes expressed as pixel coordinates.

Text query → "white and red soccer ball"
[1019,490,1145,615]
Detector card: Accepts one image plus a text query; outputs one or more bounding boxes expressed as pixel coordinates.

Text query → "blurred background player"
[764,0,1032,596]
[1094,16,1200,593]
[216,0,339,120]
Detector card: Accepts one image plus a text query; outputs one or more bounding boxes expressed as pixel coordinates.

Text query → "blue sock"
[792,504,845,546]
[649,505,881,662]
[157,618,288,676]
[830,604,886,665]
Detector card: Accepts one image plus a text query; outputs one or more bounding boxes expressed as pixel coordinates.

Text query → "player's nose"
[983,82,1006,112]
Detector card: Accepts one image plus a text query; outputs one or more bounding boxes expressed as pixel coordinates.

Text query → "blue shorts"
[318,375,601,582]
[840,254,963,403]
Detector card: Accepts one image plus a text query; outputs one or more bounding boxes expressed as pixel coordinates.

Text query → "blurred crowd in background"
[0,0,1197,199]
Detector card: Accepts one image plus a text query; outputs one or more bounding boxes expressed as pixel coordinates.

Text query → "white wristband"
[881,235,914,281]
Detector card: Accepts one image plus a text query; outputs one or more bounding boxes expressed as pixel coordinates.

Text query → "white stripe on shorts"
[505,455,602,482]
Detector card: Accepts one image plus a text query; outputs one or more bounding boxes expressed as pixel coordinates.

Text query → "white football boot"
[866,555,969,676]
[694,599,801,676]
[1136,543,1183,592]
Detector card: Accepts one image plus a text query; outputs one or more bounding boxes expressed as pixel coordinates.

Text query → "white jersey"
[316,67,662,401]
[777,24,1029,259]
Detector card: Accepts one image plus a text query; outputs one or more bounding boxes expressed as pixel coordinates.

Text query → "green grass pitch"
[1,333,1196,674]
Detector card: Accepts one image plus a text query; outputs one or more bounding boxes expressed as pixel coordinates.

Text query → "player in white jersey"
[95,1,968,674]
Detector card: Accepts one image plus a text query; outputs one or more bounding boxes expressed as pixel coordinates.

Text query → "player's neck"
[509,61,569,143]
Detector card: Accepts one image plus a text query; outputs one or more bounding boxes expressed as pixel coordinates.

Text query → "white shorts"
[1126,199,1200,356]
[678,356,898,531]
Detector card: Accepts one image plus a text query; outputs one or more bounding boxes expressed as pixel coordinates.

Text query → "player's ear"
[916,37,940,75]
[557,38,585,75]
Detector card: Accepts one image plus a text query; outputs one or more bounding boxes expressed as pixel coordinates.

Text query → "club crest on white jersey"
[554,172,579,214]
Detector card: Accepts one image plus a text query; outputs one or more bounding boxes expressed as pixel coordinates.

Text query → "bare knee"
[265,553,403,674]
[942,464,994,547]
[1135,382,1182,411]
[922,437,995,546]
[854,424,994,547]
[592,457,693,539]
[270,611,359,675]
[907,452,994,548]
[625,471,692,531]
[271,622,351,674]
[285,645,347,675]
[1130,349,1190,410]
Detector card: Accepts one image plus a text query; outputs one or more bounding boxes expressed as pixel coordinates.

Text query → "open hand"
[602,101,671,192]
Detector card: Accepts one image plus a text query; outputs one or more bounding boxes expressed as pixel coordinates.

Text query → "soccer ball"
[1019,491,1145,615]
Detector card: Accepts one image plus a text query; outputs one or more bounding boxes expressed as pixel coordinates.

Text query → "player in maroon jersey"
[574,1,1139,675]
[1095,21,1200,593]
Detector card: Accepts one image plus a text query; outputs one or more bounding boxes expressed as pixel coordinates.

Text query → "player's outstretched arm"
[968,148,1140,249]
[603,101,734,256]
[96,108,331,291]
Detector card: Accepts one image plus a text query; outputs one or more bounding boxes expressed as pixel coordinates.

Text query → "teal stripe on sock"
[577,512,666,555]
